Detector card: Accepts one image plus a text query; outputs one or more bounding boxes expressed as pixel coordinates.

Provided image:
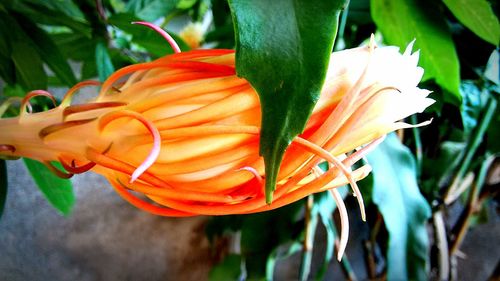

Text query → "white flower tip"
[369,34,377,52]
[129,173,139,183]
[404,39,416,56]
[410,50,420,66]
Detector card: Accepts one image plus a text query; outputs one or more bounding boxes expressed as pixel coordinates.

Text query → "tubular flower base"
[0,41,433,257]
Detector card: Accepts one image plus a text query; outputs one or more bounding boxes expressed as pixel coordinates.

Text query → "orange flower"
[0,35,433,259]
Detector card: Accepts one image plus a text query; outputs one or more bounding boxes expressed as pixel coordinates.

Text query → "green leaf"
[52,32,98,61]
[95,41,115,82]
[0,16,15,84]
[3,84,25,98]
[460,81,488,136]
[177,0,198,10]
[25,0,86,20]
[485,50,499,85]
[11,1,91,37]
[371,0,461,105]
[0,11,76,86]
[0,53,15,85]
[0,11,47,90]
[81,60,98,80]
[228,0,346,202]
[11,41,47,91]
[366,134,431,280]
[0,159,7,219]
[23,158,75,216]
[208,254,242,281]
[125,0,178,22]
[443,0,500,45]
[16,14,78,86]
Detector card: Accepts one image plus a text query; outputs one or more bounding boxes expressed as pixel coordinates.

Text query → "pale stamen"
[237,166,264,186]
[98,110,161,183]
[330,188,349,261]
[132,21,181,54]
[294,137,366,221]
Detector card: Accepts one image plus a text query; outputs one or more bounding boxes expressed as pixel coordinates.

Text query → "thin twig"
[364,240,377,279]
[299,195,315,281]
[365,213,383,279]
[444,97,497,201]
[95,0,106,22]
[411,114,423,177]
[450,155,495,255]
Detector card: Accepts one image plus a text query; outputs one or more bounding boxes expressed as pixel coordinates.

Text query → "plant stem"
[411,114,423,177]
[299,195,315,281]
[364,213,382,279]
[333,2,349,51]
[161,11,180,28]
[450,154,494,255]
[444,96,497,202]
[95,0,106,22]
[363,240,377,279]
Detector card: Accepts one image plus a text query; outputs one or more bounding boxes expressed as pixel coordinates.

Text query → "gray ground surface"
[1,160,214,281]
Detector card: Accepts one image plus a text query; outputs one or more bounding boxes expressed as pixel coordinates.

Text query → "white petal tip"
[404,39,416,56]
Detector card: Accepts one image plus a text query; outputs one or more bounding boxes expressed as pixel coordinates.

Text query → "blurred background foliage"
[0,0,499,280]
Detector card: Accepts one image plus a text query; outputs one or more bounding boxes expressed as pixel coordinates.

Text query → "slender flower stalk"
[0,34,433,259]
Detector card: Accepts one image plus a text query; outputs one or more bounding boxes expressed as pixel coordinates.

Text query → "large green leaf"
[0,53,15,85]
[22,0,86,20]
[443,0,500,45]
[366,134,431,280]
[11,41,47,91]
[0,159,7,219]
[95,41,115,82]
[11,1,91,37]
[0,14,15,85]
[228,0,346,202]
[371,0,461,105]
[23,158,75,216]
[460,81,488,136]
[3,84,25,98]
[125,0,178,22]
[52,32,98,61]
[15,13,78,86]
